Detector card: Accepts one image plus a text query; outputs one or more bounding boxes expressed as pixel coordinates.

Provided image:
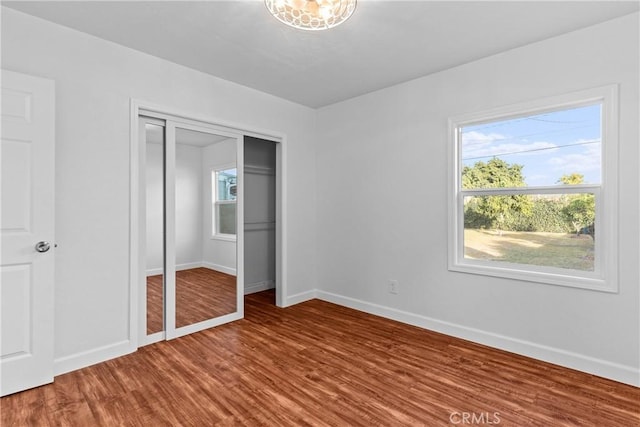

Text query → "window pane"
[461,104,601,188]
[463,194,595,271]
[218,203,236,235]
[217,168,237,201]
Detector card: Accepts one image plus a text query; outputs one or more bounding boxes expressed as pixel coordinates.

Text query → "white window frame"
[212,164,237,241]
[448,85,619,292]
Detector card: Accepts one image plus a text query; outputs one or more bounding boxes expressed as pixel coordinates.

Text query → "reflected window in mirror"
[212,167,237,239]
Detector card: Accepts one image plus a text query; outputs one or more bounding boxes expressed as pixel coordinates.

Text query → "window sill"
[448,260,616,293]
[211,235,237,242]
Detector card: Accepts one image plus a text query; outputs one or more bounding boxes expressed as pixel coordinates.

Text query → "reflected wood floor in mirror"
[3,290,638,426]
[146,274,163,334]
[147,267,236,334]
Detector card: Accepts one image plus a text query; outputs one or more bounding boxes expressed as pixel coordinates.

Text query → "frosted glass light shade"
[265,0,356,31]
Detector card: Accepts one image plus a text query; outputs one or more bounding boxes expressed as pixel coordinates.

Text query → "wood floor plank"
[2,290,638,426]
[146,268,237,334]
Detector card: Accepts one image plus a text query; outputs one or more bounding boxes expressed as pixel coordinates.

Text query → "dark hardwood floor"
[147,268,237,334]
[146,273,164,334]
[2,290,638,426]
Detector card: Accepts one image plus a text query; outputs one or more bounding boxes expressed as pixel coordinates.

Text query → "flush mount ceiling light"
[265,0,357,31]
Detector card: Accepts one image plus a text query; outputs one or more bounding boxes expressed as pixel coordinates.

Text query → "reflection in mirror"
[214,168,237,236]
[145,123,165,335]
[174,128,237,328]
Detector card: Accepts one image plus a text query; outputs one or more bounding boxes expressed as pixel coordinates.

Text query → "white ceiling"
[176,127,232,147]
[5,1,639,108]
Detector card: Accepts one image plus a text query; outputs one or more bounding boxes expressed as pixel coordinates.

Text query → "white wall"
[145,142,163,274]
[1,7,317,372]
[146,142,204,273]
[315,13,639,385]
[202,138,237,274]
[175,143,203,268]
[148,138,236,275]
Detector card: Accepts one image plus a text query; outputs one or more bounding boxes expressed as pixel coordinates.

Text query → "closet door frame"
[130,99,287,348]
[137,114,245,344]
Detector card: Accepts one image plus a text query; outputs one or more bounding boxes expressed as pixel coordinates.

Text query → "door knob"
[35,241,51,253]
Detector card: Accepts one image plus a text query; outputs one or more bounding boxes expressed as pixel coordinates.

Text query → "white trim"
[54,340,134,376]
[145,267,164,277]
[210,235,237,242]
[128,102,141,351]
[275,134,287,308]
[315,290,639,387]
[202,261,237,276]
[146,262,214,277]
[141,331,164,347]
[165,122,177,337]
[449,260,609,291]
[169,312,243,339]
[236,136,245,319]
[284,290,317,307]
[460,185,600,196]
[448,85,619,292]
[133,99,285,143]
[450,86,614,127]
[173,261,202,272]
[245,280,275,295]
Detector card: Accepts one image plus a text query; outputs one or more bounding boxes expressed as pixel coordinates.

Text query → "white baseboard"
[146,267,163,276]
[245,280,275,295]
[52,288,639,388]
[147,262,236,277]
[54,340,134,376]
[176,262,203,272]
[315,290,639,387]
[202,261,236,276]
[284,290,317,307]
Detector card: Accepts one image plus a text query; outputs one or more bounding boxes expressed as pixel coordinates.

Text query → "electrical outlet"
[389,280,399,294]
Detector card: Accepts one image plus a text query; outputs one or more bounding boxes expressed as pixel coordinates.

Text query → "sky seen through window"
[461,104,601,187]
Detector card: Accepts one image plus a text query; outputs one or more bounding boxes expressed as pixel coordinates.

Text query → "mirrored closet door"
[141,118,165,337]
[139,115,243,344]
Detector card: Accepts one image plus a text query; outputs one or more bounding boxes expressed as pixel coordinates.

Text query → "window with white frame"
[448,86,618,291]
[212,167,237,238]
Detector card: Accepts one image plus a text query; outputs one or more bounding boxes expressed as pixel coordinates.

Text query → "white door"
[1,70,55,396]
[136,110,244,346]
[164,121,244,340]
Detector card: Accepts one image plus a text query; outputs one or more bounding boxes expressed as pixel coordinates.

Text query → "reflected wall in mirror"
[174,127,237,328]
[145,123,165,335]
